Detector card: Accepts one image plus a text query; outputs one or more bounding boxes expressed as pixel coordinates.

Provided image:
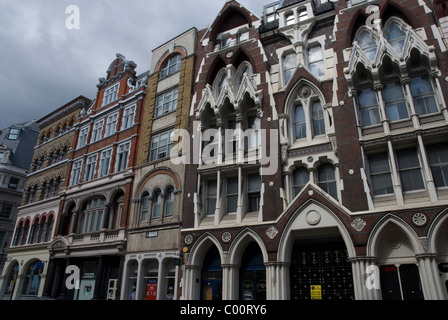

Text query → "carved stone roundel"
[184,234,194,245]
[222,232,232,243]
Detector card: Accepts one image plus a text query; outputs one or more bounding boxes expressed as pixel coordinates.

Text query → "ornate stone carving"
[184,234,194,245]
[222,232,232,243]
[412,212,427,228]
[306,210,321,226]
[351,217,366,232]
[266,226,278,239]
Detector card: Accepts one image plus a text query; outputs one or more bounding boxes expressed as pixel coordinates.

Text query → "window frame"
[103,83,120,106]
[116,141,131,172]
[155,87,178,118]
[149,130,174,162]
[160,54,182,79]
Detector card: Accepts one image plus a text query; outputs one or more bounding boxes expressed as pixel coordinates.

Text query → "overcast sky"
[0,0,263,130]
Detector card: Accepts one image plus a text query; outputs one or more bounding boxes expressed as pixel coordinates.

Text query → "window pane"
[248,175,261,192]
[358,32,377,60]
[427,143,448,188]
[283,54,296,83]
[410,77,438,115]
[369,153,393,195]
[293,168,309,196]
[312,102,325,136]
[294,105,306,139]
[396,148,424,191]
[387,24,406,53]
[318,164,337,199]
[358,89,380,126]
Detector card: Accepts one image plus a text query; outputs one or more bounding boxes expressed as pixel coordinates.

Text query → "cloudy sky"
[0,0,263,130]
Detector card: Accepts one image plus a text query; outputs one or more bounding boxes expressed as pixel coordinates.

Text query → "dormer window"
[8,128,20,140]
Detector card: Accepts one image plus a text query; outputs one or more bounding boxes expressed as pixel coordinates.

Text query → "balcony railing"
[67,228,125,246]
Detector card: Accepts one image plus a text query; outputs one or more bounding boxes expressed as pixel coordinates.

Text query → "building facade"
[179,0,448,301]
[120,28,196,301]
[1,0,447,302]
[44,54,147,300]
[0,121,39,281]
[0,97,90,300]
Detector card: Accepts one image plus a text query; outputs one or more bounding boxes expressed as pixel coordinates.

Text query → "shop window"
[21,261,44,296]
[380,264,424,300]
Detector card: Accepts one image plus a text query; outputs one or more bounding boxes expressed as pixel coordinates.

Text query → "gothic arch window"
[358,31,377,61]
[386,23,407,53]
[288,84,327,143]
[215,70,228,97]
[235,62,254,88]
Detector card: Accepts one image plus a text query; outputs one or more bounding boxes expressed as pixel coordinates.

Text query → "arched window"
[21,261,44,296]
[294,105,306,140]
[387,24,406,53]
[140,192,150,222]
[152,190,162,220]
[358,88,381,126]
[217,73,228,97]
[358,32,377,60]
[317,164,338,200]
[293,167,309,196]
[82,197,105,233]
[164,187,175,218]
[160,54,181,79]
[283,53,296,84]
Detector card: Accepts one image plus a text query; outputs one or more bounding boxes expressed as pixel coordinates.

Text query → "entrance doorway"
[201,246,222,300]
[290,236,355,300]
[240,242,266,300]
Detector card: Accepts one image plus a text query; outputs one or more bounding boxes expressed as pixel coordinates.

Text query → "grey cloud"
[0,0,262,129]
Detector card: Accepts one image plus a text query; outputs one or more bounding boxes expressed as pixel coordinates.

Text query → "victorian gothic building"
[0,0,447,301]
